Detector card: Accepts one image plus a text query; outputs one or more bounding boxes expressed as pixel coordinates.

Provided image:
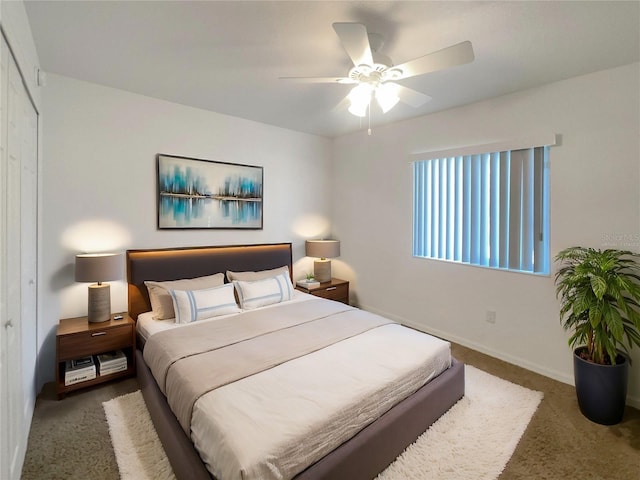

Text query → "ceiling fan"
[281,23,474,118]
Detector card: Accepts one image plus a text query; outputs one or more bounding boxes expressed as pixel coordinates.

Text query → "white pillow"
[233,272,294,310]
[145,273,225,320]
[169,283,240,324]
[226,265,290,282]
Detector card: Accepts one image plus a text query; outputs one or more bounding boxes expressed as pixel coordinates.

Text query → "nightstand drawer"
[313,283,348,301]
[58,324,132,360]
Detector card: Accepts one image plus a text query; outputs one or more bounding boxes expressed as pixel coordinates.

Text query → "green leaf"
[606,305,624,342]
[588,304,602,328]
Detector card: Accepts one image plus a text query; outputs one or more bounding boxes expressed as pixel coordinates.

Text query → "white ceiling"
[24,1,640,138]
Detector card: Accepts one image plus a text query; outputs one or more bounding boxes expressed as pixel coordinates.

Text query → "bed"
[127,243,464,480]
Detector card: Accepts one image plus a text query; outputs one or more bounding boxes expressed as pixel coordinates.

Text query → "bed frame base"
[137,349,464,480]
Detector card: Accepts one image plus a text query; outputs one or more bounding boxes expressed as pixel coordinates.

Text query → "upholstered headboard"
[126,243,293,320]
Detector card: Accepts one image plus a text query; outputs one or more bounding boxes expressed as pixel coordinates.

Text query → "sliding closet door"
[0,30,9,480]
[20,54,38,418]
[6,51,24,477]
[2,32,24,479]
[0,31,38,480]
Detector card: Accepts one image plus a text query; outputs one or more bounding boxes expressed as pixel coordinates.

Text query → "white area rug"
[103,390,176,480]
[104,365,542,480]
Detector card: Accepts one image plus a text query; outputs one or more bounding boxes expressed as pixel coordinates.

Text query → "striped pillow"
[233,272,294,310]
[169,283,240,324]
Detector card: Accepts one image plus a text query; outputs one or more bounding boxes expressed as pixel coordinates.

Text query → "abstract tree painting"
[157,154,263,229]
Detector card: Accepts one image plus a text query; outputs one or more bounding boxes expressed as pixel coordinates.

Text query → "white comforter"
[142,295,451,480]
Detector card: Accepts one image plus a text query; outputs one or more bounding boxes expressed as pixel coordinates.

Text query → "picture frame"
[156,154,263,229]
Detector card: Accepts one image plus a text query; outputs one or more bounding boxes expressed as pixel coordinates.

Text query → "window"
[412,142,551,274]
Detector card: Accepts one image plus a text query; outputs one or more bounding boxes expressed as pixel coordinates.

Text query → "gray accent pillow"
[226,265,290,282]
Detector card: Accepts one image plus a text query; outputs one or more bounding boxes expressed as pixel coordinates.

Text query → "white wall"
[39,73,332,389]
[331,63,640,407]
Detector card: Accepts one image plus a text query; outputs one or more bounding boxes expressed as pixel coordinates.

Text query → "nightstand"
[296,278,349,305]
[55,313,136,399]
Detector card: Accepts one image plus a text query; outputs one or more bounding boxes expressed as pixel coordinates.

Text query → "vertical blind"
[413,146,549,274]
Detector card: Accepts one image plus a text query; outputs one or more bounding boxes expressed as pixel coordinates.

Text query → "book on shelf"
[69,356,95,369]
[99,363,128,376]
[97,350,127,373]
[64,357,96,385]
[65,364,95,377]
[65,356,95,375]
[296,279,320,290]
[65,370,96,386]
[97,350,127,366]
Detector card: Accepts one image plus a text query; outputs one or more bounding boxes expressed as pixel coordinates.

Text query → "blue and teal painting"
[157,155,263,229]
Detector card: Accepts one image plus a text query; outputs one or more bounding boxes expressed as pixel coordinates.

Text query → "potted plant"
[555,246,640,424]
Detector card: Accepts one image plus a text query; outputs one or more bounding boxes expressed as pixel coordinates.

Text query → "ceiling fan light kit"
[375,82,400,113]
[347,83,372,117]
[281,22,474,124]
[346,63,402,117]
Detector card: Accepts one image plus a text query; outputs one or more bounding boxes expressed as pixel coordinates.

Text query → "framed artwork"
[157,154,263,229]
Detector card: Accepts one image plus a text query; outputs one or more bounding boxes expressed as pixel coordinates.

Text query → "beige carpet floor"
[21,343,640,480]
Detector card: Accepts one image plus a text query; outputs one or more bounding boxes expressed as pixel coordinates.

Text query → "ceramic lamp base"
[313,259,331,283]
[87,283,111,323]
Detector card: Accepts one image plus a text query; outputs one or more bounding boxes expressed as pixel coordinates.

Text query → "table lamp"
[75,253,122,323]
[305,240,340,283]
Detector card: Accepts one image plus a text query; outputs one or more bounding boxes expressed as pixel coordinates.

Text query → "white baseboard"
[360,303,640,410]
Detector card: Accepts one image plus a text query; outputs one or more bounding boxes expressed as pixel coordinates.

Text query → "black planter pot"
[573,347,629,425]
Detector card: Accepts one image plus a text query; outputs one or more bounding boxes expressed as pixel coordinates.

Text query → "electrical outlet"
[485,310,496,324]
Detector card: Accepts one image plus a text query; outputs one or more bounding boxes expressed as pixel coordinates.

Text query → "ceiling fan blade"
[393,41,474,80]
[389,83,432,108]
[279,76,355,84]
[332,22,373,67]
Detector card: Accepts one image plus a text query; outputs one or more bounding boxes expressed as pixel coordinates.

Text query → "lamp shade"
[75,253,122,283]
[305,240,340,259]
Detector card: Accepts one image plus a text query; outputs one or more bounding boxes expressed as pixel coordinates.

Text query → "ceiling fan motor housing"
[348,61,402,87]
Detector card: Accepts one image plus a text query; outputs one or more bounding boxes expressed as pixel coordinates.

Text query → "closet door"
[0,31,9,480]
[3,35,24,479]
[20,56,38,415]
[0,32,38,480]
